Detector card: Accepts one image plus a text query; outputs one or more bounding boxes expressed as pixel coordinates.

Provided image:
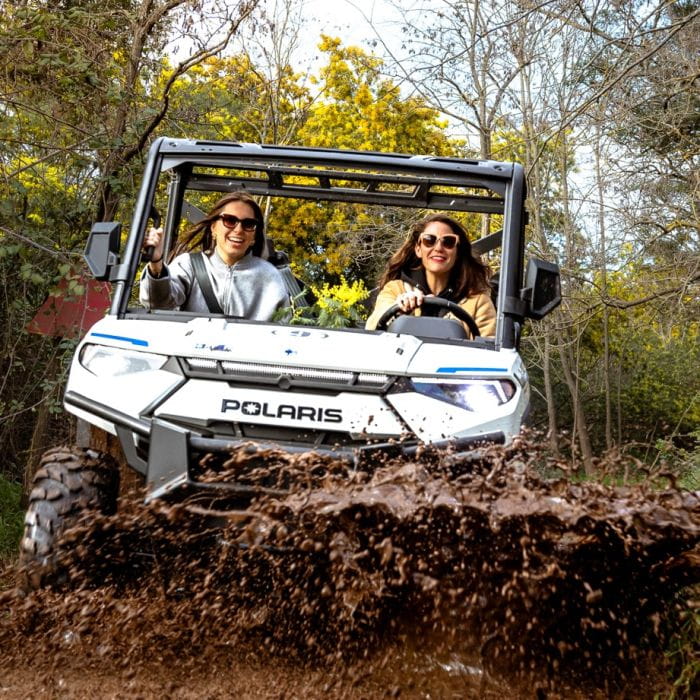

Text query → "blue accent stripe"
[90,332,149,347]
[437,367,507,373]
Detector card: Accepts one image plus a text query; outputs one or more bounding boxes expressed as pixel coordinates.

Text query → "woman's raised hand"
[144,227,165,274]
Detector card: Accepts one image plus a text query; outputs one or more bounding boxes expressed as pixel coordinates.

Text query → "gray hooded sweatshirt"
[139,249,290,320]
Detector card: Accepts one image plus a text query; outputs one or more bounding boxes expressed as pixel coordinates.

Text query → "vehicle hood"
[81,316,516,377]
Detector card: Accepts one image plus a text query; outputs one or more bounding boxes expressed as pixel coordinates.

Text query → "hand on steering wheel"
[395,288,425,313]
[375,296,481,337]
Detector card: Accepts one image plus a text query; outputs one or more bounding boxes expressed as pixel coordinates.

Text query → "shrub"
[0,474,23,564]
[655,430,700,490]
[282,277,370,329]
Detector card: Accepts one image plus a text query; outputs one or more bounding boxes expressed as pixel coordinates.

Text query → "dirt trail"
[1,440,698,698]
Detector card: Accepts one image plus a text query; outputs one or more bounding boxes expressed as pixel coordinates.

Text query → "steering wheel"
[375,297,481,337]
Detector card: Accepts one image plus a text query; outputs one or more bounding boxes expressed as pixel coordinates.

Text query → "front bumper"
[65,390,505,502]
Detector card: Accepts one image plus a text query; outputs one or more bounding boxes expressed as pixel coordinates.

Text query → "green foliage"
[0,1,235,480]
[0,474,23,563]
[537,258,700,454]
[619,334,699,435]
[282,278,369,329]
[665,596,700,699]
[655,431,700,489]
[165,52,309,144]
[0,228,81,447]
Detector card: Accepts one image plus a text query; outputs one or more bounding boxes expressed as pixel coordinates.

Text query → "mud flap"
[145,418,190,502]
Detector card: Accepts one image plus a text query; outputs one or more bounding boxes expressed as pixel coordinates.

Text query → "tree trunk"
[21,354,63,506]
[594,124,613,450]
[22,394,52,507]
[558,342,595,475]
[543,334,560,455]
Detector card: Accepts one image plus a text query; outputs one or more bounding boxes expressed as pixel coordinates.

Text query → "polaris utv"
[20,138,560,578]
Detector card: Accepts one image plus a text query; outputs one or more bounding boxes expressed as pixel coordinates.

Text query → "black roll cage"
[109,137,527,350]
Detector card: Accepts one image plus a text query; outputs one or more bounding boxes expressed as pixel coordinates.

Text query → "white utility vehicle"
[20,139,560,577]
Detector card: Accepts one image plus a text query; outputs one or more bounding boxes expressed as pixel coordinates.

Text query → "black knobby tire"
[19,445,119,589]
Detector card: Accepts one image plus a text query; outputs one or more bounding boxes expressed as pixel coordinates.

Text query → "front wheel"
[19,446,119,590]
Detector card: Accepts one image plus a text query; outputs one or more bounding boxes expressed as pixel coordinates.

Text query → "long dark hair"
[377,214,491,298]
[173,191,265,258]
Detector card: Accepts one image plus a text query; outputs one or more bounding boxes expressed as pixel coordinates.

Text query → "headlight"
[411,379,516,412]
[79,344,167,377]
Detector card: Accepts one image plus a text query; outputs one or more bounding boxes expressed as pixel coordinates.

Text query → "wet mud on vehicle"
[19,138,560,580]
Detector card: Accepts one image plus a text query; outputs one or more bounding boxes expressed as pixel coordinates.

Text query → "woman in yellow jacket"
[365,214,496,338]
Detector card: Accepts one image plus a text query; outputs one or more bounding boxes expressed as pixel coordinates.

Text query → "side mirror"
[84,222,121,281]
[522,258,561,319]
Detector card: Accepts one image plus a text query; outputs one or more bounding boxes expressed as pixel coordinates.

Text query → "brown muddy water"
[1,438,699,698]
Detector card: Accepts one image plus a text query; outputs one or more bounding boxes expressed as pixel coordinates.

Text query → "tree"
[0,0,260,220]
[369,0,700,467]
[281,36,460,281]
[0,0,261,481]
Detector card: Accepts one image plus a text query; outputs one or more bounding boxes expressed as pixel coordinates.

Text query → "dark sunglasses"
[420,233,459,250]
[217,214,258,232]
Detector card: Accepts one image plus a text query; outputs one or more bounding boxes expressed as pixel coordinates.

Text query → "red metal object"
[27,276,111,338]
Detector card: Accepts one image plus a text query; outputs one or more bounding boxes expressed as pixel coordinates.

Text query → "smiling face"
[211,200,259,265]
[414,220,460,282]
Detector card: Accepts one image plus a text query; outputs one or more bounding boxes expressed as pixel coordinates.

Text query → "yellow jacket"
[365,279,496,338]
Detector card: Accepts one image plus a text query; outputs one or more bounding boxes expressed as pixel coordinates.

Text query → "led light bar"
[185,358,389,387]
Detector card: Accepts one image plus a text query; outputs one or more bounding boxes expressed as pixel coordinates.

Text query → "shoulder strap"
[191,252,224,314]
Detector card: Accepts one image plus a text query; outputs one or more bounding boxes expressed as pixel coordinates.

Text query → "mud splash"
[1,439,699,697]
